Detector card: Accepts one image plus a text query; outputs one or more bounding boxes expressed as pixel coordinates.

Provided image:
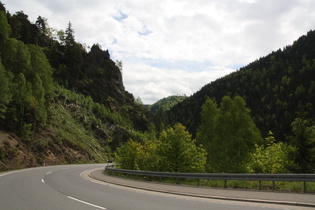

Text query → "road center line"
[41,179,44,183]
[46,172,52,175]
[67,196,107,209]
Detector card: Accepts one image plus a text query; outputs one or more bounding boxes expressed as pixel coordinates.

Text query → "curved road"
[0,164,311,210]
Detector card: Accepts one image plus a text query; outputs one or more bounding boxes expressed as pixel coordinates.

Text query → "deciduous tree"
[158,123,206,173]
[247,131,297,173]
[0,60,12,120]
[289,118,315,172]
[196,97,217,171]
[197,96,263,172]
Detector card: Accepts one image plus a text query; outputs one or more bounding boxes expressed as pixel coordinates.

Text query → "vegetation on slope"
[168,30,315,142]
[0,3,149,170]
[1,2,314,173]
[148,95,187,113]
[167,31,315,172]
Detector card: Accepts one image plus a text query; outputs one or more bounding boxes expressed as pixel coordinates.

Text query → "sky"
[3,0,315,104]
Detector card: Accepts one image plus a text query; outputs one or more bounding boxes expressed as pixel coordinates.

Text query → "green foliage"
[54,84,130,128]
[0,60,12,119]
[0,38,53,132]
[21,123,33,142]
[2,38,31,75]
[0,10,54,132]
[289,118,315,172]
[148,95,187,113]
[168,30,315,143]
[115,123,206,173]
[28,44,53,125]
[167,30,315,173]
[115,139,144,170]
[0,6,147,168]
[4,3,314,174]
[158,123,207,173]
[196,97,217,171]
[197,96,263,173]
[28,44,53,94]
[0,11,11,45]
[50,102,108,162]
[247,131,298,173]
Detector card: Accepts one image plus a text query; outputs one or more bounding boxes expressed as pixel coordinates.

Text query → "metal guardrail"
[105,166,315,193]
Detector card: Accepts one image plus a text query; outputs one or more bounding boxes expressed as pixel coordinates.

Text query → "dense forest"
[168,31,315,140]
[167,30,315,172]
[0,2,314,173]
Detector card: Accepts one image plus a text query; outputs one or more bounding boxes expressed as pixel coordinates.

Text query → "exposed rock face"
[82,44,133,107]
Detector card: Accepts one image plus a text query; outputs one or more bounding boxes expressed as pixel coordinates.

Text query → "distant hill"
[167,30,315,141]
[148,95,187,113]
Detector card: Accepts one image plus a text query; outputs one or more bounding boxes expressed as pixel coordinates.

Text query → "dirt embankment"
[0,130,89,171]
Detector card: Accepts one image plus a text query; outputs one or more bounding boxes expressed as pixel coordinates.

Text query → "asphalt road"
[0,164,312,210]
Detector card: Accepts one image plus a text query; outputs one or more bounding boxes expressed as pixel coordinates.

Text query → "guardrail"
[105,166,315,193]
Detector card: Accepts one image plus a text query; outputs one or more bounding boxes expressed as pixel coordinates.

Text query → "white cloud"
[123,61,234,104]
[3,0,315,104]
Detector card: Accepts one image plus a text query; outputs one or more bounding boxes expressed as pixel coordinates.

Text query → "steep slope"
[83,44,133,106]
[167,30,315,140]
[0,4,149,170]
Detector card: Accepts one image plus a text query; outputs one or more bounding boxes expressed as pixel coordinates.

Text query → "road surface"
[0,164,312,210]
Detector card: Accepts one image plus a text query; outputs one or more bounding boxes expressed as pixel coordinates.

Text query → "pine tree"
[65,21,75,46]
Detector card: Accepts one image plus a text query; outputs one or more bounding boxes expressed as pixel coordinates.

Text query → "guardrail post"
[272,181,275,191]
[224,180,227,188]
[258,181,261,190]
[197,179,201,186]
[304,181,306,193]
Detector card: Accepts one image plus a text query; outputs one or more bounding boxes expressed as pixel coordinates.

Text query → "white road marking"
[46,172,52,175]
[0,167,42,178]
[79,171,85,177]
[41,179,45,183]
[67,196,107,209]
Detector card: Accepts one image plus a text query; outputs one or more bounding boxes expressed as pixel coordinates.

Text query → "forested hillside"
[148,95,187,113]
[0,3,150,170]
[1,2,314,173]
[167,31,315,172]
[168,30,315,140]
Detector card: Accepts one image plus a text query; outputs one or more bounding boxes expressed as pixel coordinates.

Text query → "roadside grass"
[105,171,315,193]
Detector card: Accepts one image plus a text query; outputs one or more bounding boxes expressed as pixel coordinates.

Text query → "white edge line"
[79,171,85,177]
[67,196,107,209]
[0,167,42,178]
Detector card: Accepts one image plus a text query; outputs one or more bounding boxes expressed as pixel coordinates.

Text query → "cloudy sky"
[3,0,315,104]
